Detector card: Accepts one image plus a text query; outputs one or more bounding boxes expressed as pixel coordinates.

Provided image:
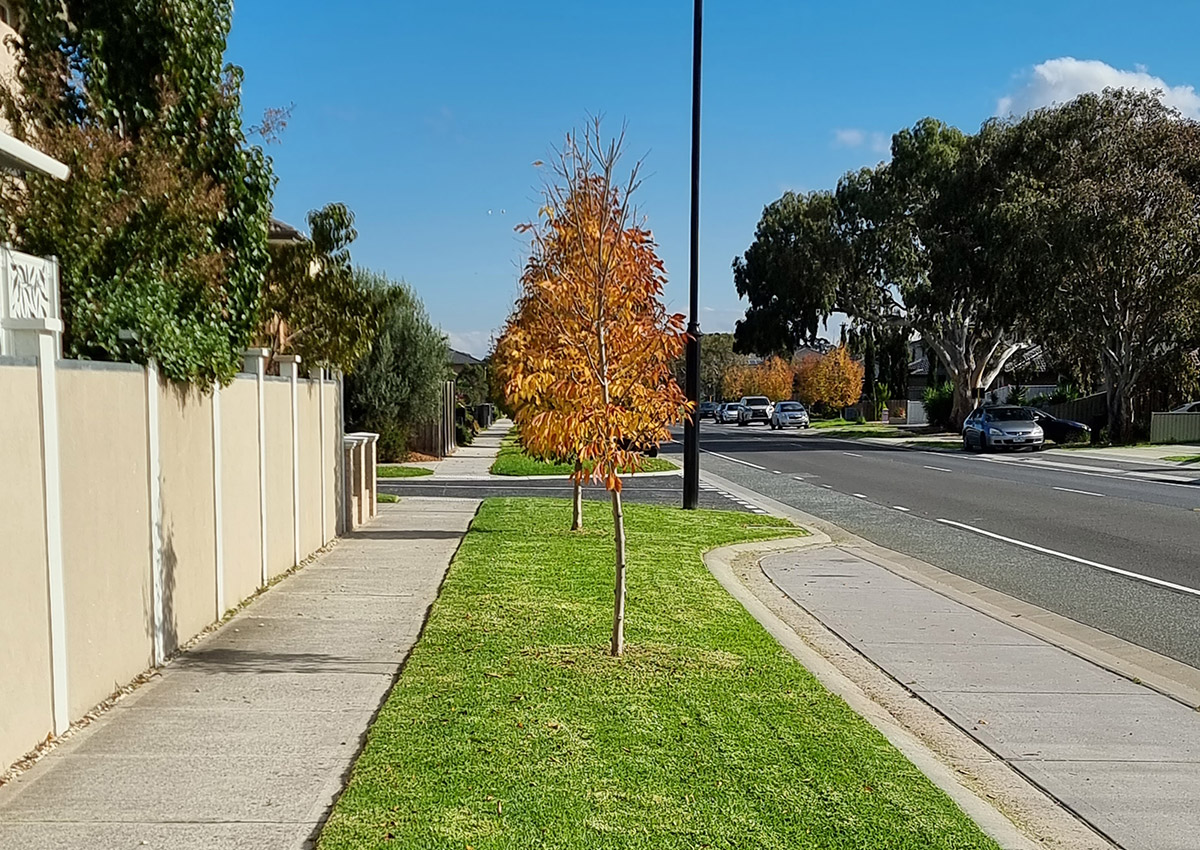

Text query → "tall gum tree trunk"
[571,460,583,531]
[610,488,626,657]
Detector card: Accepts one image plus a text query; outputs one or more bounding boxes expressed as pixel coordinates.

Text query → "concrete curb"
[704,538,1046,850]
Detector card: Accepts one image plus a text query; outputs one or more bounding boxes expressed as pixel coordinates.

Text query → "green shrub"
[922,381,955,429]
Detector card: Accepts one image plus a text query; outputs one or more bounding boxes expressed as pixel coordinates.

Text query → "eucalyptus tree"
[996,89,1200,441]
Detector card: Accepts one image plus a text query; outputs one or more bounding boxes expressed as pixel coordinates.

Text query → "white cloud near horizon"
[997,57,1200,118]
[447,329,495,359]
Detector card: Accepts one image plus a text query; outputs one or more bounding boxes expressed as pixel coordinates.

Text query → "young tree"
[503,121,688,656]
[260,203,381,372]
[0,0,274,385]
[344,270,449,461]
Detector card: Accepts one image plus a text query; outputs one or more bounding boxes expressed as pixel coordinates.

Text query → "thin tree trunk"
[610,488,626,657]
[571,461,583,531]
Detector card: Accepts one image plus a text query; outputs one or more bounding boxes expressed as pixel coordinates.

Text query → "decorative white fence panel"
[0,245,61,357]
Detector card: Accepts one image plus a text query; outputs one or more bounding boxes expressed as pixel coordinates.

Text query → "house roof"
[449,349,483,367]
[268,217,305,244]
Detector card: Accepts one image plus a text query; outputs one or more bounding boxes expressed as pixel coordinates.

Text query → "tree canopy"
[0,0,274,385]
[732,89,1200,438]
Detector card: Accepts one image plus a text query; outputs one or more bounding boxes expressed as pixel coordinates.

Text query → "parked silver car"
[962,406,1044,452]
[770,401,810,429]
[716,403,742,424]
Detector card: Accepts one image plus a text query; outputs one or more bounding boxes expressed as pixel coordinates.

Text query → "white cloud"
[832,128,866,147]
[447,330,495,359]
[997,57,1200,118]
[833,128,890,156]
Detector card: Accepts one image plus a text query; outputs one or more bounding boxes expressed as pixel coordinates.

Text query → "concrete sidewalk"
[762,547,1200,850]
[429,417,511,479]
[0,497,479,850]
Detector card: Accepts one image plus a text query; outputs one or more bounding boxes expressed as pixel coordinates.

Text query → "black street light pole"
[682,0,703,510]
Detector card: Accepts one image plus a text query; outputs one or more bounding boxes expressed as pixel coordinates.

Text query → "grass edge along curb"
[317,498,1001,849]
[490,432,678,476]
[377,464,433,478]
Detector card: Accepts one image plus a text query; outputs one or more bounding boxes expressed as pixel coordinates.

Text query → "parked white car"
[770,401,810,429]
[737,396,774,426]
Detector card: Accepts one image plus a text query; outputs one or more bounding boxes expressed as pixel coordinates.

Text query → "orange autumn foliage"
[498,142,689,492]
[722,356,794,401]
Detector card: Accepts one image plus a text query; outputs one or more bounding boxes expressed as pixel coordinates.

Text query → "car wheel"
[980,434,991,453]
[962,434,971,452]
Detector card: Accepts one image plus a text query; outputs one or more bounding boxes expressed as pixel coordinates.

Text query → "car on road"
[698,401,719,419]
[962,405,1044,452]
[737,396,774,426]
[1170,401,1200,413]
[716,403,742,424]
[1027,408,1091,444]
[770,401,810,429]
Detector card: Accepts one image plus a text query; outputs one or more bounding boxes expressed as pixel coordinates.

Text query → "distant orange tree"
[722,356,793,400]
[793,353,825,405]
[816,345,864,410]
[792,347,863,411]
[498,120,689,656]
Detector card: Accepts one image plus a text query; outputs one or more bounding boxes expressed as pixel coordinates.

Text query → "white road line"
[980,456,1197,489]
[893,505,911,512]
[853,493,867,499]
[700,449,767,471]
[1053,486,1104,497]
[924,465,952,473]
[821,484,832,489]
[843,451,863,458]
[793,476,807,482]
[772,470,781,474]
[935,518,1200,598]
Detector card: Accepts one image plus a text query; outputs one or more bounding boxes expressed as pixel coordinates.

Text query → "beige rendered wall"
[0,363,54,771]
[157,382,217,652]
[219,378,263,608]
[57,365,153,719]
[324,380,339,541]
[298,382,322,557]
[264,380,294,578]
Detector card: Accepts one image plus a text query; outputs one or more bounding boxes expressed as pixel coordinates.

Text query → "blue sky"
[228,1,1200,357]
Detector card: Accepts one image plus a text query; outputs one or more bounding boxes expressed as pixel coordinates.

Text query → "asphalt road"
[680,422,1200,669]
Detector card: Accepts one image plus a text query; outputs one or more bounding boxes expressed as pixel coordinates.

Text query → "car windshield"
[989,407,1034,422]
[777,402,803,412]
[744,397,769,406]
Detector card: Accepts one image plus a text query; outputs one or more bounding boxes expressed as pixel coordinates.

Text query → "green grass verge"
[376,493,400,504]
[1164,454,1200,464]
[318,498,1000,850]
[378,464,433,478]
[490,434,678,476]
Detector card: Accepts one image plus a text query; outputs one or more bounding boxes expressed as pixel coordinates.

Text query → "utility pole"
[682,0,703,510]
